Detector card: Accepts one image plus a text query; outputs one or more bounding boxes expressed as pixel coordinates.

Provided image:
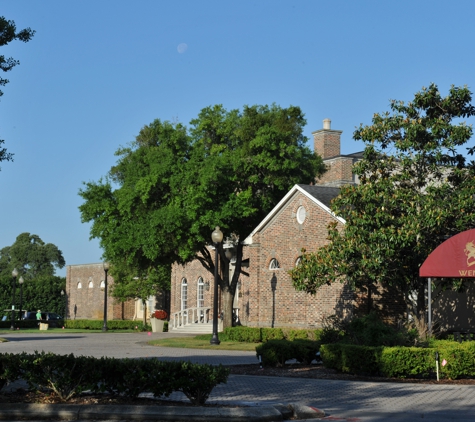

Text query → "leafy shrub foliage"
[223,326,322,343]
[256,339,321,367]
[0,352,229,403]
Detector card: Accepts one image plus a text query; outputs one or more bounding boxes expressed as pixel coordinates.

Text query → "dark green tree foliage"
[291,84,475,314]
[0,233,65,280]
[0,16,35,168]
[80,104,324,327]
[0,233,66,318]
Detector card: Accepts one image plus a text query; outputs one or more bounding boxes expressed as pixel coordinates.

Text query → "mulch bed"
[1,363,475,406]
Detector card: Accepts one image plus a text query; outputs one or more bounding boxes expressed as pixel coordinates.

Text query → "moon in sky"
[177,43,188,53]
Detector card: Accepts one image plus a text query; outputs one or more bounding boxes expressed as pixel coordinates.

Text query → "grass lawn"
[148,336,258,352]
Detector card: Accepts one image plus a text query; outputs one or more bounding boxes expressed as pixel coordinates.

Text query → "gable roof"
[243,184,345,245]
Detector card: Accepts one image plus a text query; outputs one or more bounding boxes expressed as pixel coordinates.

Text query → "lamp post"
[18,276,24,323]
[210,227,223,345]
[10,268,18,330]
[61,290,66,320]
[102,262,110,332]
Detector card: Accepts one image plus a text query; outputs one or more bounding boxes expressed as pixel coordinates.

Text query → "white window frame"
[181,278,188,311]
[269,258,280,270]
[197,277,204,309]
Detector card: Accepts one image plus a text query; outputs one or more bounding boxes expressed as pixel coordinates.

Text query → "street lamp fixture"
[102,262,110,332]
[10,268,18,330]
[210,226,223,345]
[18,276,24,323]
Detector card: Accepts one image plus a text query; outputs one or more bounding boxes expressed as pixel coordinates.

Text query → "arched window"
[88,281,94,288]
[197,277,204,309]
[100,280,105,290]
[181,278,188,311]
[295,256,302,267]
[269,258,280,270]
[77,282,82,289]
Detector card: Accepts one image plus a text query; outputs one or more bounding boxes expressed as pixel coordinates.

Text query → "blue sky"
[1,0,475,277]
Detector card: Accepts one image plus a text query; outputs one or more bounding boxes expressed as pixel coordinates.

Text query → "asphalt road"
[2,332,475,421]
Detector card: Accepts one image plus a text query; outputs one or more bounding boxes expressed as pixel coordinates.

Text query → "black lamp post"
[210,226,223,345]
[102,262,110,332]
[61,290,66,320]
[18,276,24,323]
[10,268,18,330]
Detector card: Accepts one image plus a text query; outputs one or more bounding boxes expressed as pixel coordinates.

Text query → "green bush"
[174,362,230,405]
[379,346,433,378]
[0,352,229,404]
[20,352,99,401]
[255,339,321,367]
[260,328,285,341]
[292,339,321,364]
[223,326,261,342]
[256,340,299,367]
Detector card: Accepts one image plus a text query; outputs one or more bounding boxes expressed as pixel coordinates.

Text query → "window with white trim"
[295,256,302,267]
[296,206,306,224]
[181,278,188,311]
[197,277,204,309]
[269,258,280,269]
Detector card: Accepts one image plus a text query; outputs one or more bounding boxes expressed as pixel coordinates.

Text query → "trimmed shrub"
[20,351,99,401]
[223,326,261,342]
[260,328,285,342]
[256,340,296,367]
[174,362,230,405]
[292,339,321,364]
[0,352,230,404]
[379,346,433,378]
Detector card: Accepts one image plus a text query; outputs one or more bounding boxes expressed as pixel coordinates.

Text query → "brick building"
[170,119,378,330]
[65,263,167,322]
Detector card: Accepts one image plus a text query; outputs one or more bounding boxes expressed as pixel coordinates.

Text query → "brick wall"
[317,156,356,186]
[242,190,354,329]
[66,263,135,320]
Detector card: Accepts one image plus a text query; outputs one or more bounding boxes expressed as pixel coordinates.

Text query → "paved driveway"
[2,332,475,421]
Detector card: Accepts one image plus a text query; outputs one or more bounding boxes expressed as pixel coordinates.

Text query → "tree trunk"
[221,286,234,329]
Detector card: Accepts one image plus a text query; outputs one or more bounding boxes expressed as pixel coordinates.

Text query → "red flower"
[153,310,168,320]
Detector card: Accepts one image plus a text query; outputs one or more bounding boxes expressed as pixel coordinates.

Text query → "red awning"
[420,228,475,278]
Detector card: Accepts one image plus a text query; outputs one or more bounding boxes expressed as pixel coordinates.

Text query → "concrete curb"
[0,403,286,421]
[0,402,327,421]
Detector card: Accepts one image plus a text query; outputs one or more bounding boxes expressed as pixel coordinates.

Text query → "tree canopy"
[79,104,325,326]
[290,84,475,314]
[0,233,65,318]
[0,16,35,169]
[0,233,65,280]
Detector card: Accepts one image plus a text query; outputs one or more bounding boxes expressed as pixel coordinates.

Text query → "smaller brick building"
[65,263,167,321]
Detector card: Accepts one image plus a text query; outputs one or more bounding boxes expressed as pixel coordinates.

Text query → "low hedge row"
[0,351,229,404]
[320,340,475,379]
[0,319,169,332]
[224,326,323,343]
[255,339,321,366]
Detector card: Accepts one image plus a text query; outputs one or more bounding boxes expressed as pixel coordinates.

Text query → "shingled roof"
[297,184,341,208]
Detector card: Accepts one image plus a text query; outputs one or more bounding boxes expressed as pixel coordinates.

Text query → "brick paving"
[2,332,475,421]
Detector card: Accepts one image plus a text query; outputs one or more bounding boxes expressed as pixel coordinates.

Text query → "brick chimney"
[312,119,343,159]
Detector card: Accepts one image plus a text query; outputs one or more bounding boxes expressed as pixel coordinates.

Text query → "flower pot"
[151,319,165,333]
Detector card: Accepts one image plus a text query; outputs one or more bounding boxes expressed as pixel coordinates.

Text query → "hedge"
[0,319,169,332]
[223,326,322,343]
[320,341,475,380]
[255,339,321,367]
[0,351,229,404]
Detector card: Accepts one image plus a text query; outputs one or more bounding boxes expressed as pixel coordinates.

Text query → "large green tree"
[0,16,35,169]
[0,233,65,318]
[290,84,475,316]
[79,104,325,327]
